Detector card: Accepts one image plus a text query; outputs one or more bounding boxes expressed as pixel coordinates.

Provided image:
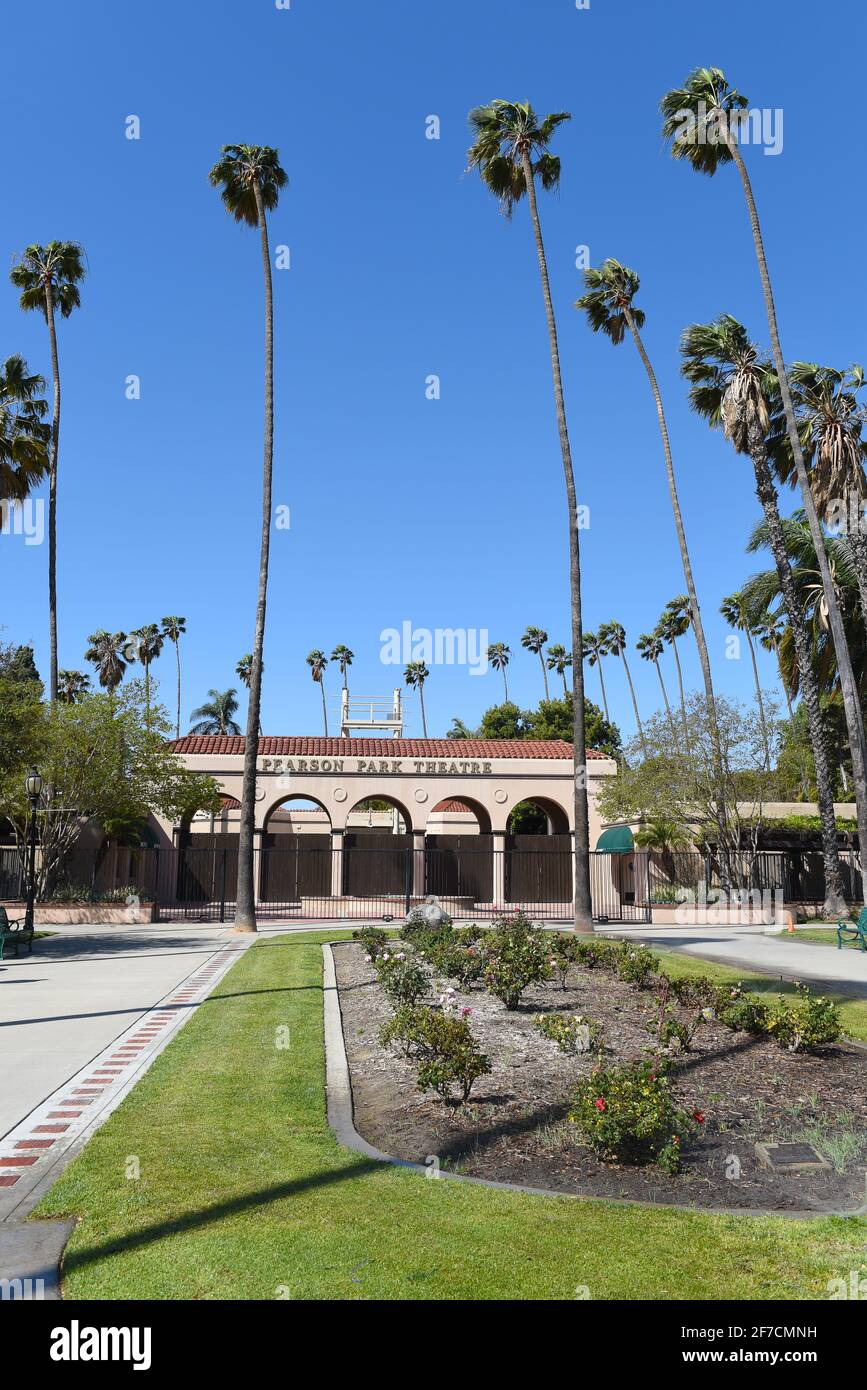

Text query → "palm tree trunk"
[234,181,275,934]
[625,309,726,832]
[419,682,428,737]
[728,135,867,902]
[561,669,569,697]
[776,657,811,801]
[538,651,550,701]
[174,639,182,740]
[521,150,592,931]
[320,678,328,736]
[502,667,509,703]
[595,659,610,722]
[620,651,647,755]
[45,286,60,704]
[743,626,771,768]
[750,427,847,914]
[653,659,673,722]
[669,635,689,744]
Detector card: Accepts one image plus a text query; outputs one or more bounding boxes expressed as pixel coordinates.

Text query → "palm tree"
[546,642,572,696]
[467,99,592,930]
[521,625,550,700]
[719,592,771,767]
[331,644,354,690]
[663,66,867,901]
[57,669,90,704]
[634,817,693,883]
[404,660,430,737]
[189,689,242,736]
[636,632,672,722]
[657,597,691,740]
[582,630,611,721]
[681,315,847,912]
[161,616,186,739]
[599,621,646,755]
[306,650,329,734]
[209,144,287,933]
[127,623,164,721]
[84,630,127,694]
[0,355,50,502]
[576,259,725,821]
[754,607,811,799]
[487,641,511,702]
[236,653,263,736]
[10,242,86,702]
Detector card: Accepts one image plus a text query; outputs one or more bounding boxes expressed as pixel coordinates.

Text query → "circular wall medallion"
[414,788,428,803]
[333,788,347,803]
[493,789,508,804]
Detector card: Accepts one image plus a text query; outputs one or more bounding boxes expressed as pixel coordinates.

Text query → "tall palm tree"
[576,259,725,820]
[467,99,592,930]
[546,642,572,696]
[662,67,867,900]
[657,597,691,741]
[404,660,430,737]
[127,623,164,721]
[84,630,127,695]
[582,630,611,721]
[521,625,550,700]
[719,592,771,767]
[487,641,511,702]
[189,689,242,736]
[754,607,811,799]
[0,355,50,502]
[236,653,263,736]
[10,242,86,702]
[306,650,329,734]
[636,632,672,722]
[681,314,847,912]
[599,621,647,755]
[331,644,354,690]
[161,616,186,739]
[209,144,287,933]
[57,669,90,704]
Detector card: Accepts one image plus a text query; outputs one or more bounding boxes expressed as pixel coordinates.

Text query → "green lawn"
[774,927,866,950]
[36,930,867,1301]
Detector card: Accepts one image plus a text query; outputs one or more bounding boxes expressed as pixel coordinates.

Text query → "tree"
[209,144,287,933]
[634,816,694,884]
[0,642,43,690]
[404,660,430,737]
[636,632,673,723]
[446,716,479,739]
[487,642,511,702]
[576,259,722,776]
[189,689,241,736]
[529,695,621,755]
[582,630,611,721]
[681,315,846,912]
[161,616,186,740]
[84,630,128,695]
[331,645,354,691]
[467,99,592,931]
[57,669,90,704]
[10,242,86,702]
[127,623,164,722]
[478,701,530,740]
[662,66,867,902]
[0,355,50,502]
[754,608,810,799]
[306,650,329,734]
[521,625,550,700]
[719,592,771,768]
[657,596,692,740]
[235,653,263,737]
[546,642,572,695]
[599,621,646,755]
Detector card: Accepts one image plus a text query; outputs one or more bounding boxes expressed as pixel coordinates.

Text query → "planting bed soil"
[333,940,867,1211]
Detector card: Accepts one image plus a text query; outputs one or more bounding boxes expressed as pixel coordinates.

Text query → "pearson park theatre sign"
[258,755,496,777]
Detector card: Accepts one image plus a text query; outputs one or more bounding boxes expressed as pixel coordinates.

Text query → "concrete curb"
[321,942,867,1221]
[0,1219,75,1300]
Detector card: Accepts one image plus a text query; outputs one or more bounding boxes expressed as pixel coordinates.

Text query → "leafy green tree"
[0,642,43,691]
[84,630,128,694]
[10,242,86,702]
[189,688,241,736]
[161,616,186,739]
[662,66,867,901]
[306,649,329,734]
[521,625,550,700]
[57,669,90,704]
[209,143,287,933]
[404,660,430,737]
[0,354,50,502]
[487,642,511,702]
[467,99,592,929]
[478,701,530,740]
[528,695,621,755]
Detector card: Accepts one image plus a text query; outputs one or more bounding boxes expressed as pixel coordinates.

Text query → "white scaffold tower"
[339,688,404,738]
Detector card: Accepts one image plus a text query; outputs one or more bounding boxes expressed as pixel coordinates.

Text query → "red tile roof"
[168,736,606,760]
[431,799,478,814]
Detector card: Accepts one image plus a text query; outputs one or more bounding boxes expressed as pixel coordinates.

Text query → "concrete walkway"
[606,924,867,998]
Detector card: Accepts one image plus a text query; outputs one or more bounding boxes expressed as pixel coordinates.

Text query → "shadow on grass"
[0,985,323,1030]
[62,1156,382,1275]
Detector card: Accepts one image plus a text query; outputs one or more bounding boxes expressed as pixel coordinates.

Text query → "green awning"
[595,826,634,853]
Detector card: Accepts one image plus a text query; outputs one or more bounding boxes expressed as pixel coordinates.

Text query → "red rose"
[693,1110,705,1124]
[594,1097,606,1112]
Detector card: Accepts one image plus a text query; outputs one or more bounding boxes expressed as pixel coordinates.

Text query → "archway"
[261,795,332,904]
[343,793,415,899]
[506,796,571,904]
[425,797,493,904]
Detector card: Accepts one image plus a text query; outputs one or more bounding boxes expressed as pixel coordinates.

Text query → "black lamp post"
[24,767,43,931]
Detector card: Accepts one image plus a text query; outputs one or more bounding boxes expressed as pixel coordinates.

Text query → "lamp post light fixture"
[24,766,43,932]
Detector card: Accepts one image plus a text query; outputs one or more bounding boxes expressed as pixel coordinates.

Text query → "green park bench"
[0,905,34,960]
[837,905,867,952]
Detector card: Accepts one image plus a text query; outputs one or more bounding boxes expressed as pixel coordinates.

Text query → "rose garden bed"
[334,930,867,1212]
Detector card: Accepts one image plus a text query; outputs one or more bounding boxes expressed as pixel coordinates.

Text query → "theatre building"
[146,736,627,921]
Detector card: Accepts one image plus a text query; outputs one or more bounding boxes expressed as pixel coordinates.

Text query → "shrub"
[436,939,485,988]
[716,987,771,1035]
[534,1012,604,1054]
[400,909,454,954]
[481,911,551,1008]
[353,925,390,961]
[375,952,430,1006]
[573,938,619,971]
[666,974,719,1008]
[548,933,581,989]
[614,942,660,989]
[766,985,842,1052]
[379,1005,490,1102]
[569,1059,698,1173]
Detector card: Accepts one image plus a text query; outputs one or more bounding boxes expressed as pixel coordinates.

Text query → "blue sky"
[1,0,862,743]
